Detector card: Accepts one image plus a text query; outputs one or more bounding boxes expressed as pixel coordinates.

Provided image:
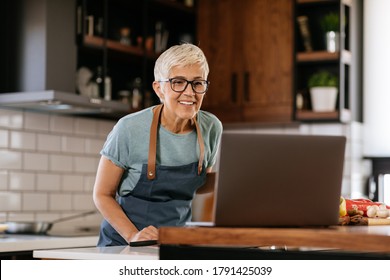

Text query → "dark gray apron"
[98,104,206,246]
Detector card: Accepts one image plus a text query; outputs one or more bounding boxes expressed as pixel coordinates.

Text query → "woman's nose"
[182,83,196,96]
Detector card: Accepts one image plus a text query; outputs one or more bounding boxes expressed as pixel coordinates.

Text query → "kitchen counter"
[33,245,158,260]
[159,225,390,253]
[158,225,390,259]
[0,234,99,254]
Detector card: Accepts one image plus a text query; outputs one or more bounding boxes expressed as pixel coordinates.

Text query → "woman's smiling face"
[153,63,207,123]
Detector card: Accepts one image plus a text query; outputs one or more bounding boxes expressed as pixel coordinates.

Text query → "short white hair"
[154,43,209,81]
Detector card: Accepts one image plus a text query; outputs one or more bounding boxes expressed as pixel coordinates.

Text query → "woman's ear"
[152,81,165,102]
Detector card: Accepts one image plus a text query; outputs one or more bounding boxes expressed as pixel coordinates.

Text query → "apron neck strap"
[147,104,204,180]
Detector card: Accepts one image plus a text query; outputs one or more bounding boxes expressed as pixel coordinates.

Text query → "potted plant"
[308,70,338,112]
[320,12,340,52]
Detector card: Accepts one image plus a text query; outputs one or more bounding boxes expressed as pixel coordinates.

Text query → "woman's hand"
[129,225,159,242]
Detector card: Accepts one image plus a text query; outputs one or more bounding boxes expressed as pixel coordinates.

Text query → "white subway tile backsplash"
[37,173,61,191]
[84,175,96,192]
[10,131,36,150]
[283,127,301,134]
[7,212,34,222]
[98,120,115,137]
[344,141,351,159]
[0,108,23,129]
[298,124,312,134]
[85,138,104,155]
[50,115,74,134]
[256,128,286,134]
[49,193,72,211]
[36,213,61,222]
[310,123,344,136]
[362,159,373,177]
[350,121,363,143]
[341,177,351,198]
[350,142,363,160]
[0,129,9,147]
[50,154,73,172]
[9,171,35,191]
[37,133,62,152]
[61,136,86,154]
[73,156,99,173]
[0,170,8,190]
[73,194,95,210]
[22,192,48,211]
[0,212,6,222]
[74,118,98,136]
[0,150,23,169]
[24,111,49,131]
[62,174,84,191]
[0,192,22,211]
[23,152,49,171]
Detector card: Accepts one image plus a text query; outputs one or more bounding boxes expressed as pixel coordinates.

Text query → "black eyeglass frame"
[158,78,210,94]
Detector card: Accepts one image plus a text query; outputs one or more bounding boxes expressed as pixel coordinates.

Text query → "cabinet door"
[197,0,242,122]
[198,0,293,123]
[240,0,293,122]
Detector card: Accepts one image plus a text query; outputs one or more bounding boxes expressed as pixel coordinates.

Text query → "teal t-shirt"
[101,106,223,196]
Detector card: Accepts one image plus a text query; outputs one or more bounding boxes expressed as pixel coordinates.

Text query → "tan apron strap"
[147,104,163,180]
[193,116,205,175]
[147,104,204,180]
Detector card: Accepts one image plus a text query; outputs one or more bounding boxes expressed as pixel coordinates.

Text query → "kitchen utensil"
[5,210,97,234]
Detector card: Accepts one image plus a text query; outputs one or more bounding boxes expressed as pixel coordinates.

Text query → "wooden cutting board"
[368,218,390,225]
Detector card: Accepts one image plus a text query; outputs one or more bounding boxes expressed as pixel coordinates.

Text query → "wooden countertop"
[159,226,390,253]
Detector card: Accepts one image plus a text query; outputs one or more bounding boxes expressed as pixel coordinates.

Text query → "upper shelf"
[296,50,351,64]
[296,0,338,4]
[83,35,160,60]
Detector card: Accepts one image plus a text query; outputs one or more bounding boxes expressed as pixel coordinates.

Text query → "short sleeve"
[100,119,130,169]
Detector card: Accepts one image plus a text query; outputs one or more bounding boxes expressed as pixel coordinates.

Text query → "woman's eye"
[173,80,185,85]
[193,81,202,86]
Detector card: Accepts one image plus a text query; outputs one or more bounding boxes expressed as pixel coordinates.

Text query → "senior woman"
[93,43,223,246]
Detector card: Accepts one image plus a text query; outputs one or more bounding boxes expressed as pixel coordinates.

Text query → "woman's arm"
[93,156,158,242]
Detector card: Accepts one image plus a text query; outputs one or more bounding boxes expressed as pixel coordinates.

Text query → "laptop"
[190,132,346,227]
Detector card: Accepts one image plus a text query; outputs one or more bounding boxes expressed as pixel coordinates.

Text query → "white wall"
[0,108,114,230]
[363,0,390,156]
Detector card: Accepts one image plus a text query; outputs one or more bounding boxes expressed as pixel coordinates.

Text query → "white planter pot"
[310,87,338,112]
[325,31,340,53]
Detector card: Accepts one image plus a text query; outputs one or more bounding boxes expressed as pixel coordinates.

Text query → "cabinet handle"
[231,73,237,103]
[243,71,250,102]
[76,5,82,35]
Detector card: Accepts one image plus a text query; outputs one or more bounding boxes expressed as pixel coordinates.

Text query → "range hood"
[0,91,130,119]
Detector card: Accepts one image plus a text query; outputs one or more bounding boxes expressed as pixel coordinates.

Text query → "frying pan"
[5,210,97,234]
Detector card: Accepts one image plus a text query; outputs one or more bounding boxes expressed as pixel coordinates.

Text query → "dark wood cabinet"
[198,0,294,123]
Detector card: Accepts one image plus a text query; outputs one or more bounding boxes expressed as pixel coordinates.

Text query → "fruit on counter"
[366,205,379,218]
[339,196,347,217]
[339,196,390,217]
[367,204,390,218]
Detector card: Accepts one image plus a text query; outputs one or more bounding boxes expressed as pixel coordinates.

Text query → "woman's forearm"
[94,193,139,242]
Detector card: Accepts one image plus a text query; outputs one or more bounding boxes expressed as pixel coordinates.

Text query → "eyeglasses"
[159,78,210,94]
